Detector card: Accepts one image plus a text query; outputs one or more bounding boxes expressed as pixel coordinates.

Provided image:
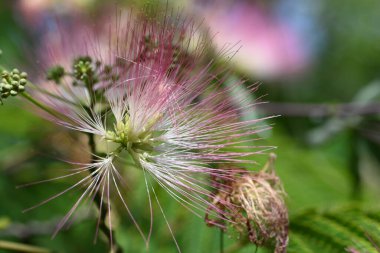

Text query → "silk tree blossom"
[23,11,276,250]
[194,1,308,79]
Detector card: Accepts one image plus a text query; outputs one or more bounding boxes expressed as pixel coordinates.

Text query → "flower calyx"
[104,113,165,170]
[106,117,155,151]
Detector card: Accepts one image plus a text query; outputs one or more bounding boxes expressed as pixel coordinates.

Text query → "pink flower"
[200,1,308,79]
[26,11,274,250]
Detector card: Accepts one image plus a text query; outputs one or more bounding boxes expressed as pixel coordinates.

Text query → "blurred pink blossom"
[203,2,308,79]
[17,0,94,25]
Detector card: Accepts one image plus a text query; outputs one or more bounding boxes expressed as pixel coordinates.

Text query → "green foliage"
[1,0,380,252]
[288,206,380,253]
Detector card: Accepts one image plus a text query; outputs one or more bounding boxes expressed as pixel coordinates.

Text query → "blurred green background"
[1,0,380,252]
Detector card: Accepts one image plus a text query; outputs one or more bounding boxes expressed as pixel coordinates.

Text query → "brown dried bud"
[205,153,288,253]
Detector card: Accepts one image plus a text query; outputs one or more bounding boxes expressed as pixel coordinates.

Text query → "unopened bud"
[205,154,288,253]
[11,81,18,87]
[0,68,28,103]
[19,79,27,85]
[20,72,28,79]
[3,84,12,90]
[46,65,65,84]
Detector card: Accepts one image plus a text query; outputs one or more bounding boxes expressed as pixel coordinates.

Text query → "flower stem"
[0,240,51,253]
[20,91,78,128]
[87,133,122,253]
[225,239,250,253]
[220,229,224,253]
[20,92,65,119]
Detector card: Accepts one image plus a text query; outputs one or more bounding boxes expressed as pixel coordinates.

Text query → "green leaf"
[289,206,380,253]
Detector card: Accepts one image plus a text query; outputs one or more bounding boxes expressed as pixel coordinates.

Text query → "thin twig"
[256,103,380,117]
[0,240,51,253]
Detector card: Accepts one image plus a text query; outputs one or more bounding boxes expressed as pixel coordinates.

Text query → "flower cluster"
[18,10,279,251]
[0,69,28,103]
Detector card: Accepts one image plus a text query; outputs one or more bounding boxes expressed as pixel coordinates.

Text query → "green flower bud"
[3,84,12,90]
[0,68,28,103]
[19,79,27,85]
[72,56,98,86]
[47,65,65,84]
[20,72,28,79]
[104,65,112,74]
[74,56,92,64]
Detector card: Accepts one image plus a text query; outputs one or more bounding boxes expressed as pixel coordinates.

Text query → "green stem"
[84,79,96,109]
[0,240,51,253]
[20,92,73,123]
[225,239,249,253]
[28,84,80,107]
[87,133,122,253]
[220,229,224,253]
